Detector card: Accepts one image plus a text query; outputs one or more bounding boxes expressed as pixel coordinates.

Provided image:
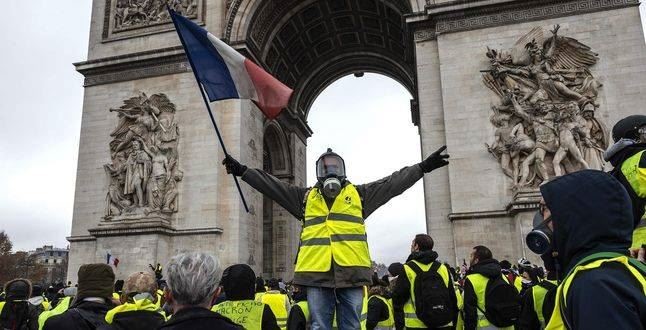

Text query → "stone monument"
[69,0,646,281]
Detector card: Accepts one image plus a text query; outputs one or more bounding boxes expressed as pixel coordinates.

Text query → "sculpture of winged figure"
[482,25,608,188]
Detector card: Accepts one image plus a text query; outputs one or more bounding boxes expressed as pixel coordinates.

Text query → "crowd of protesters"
[1,115,645,329]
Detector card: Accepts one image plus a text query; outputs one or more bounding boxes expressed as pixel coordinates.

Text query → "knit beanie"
[76,263,115,300]
[220,264,255,300]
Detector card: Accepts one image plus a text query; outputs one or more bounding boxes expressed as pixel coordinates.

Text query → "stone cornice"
[410,0,639,39]
[449,188,540,221]
[75,47,190,87]
[86,225,224,238]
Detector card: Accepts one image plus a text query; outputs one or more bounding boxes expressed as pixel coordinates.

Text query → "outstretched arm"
[223,155,309,219]
[356,146,449,219]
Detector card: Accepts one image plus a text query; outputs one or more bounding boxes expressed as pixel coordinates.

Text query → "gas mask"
[526,210,553,255]
[316,148,346,199]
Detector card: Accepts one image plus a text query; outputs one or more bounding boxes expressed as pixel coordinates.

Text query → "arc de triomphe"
[68,0,646,282]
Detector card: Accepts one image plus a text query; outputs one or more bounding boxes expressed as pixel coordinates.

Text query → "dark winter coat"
[541,169,646,329]
[96,310,165,330]
[43,300,112,330]
[157,307,241,330]
[0,301,40,330]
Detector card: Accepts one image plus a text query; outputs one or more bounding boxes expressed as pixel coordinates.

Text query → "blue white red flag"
[169,9,293,119]
[106,253,119,268]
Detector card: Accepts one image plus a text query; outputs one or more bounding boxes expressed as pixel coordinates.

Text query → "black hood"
[608,143,646,167]
[406,250,438,264]
[540,170,633,274]
[469,259,501,279]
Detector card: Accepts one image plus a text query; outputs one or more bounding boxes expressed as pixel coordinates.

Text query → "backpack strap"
[537,280,557,291]
[565,252,646,278]
[407,260,441,275]
[71,308,108,328]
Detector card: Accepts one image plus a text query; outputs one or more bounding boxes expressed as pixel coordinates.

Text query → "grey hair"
[165,252,221,306]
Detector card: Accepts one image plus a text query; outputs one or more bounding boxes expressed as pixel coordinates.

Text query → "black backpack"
[408,261,457,328]
[478,275,521,327]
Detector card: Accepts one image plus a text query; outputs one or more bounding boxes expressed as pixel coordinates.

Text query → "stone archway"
[229,0,420,275]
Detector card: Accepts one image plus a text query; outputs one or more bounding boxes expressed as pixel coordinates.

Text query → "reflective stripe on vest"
[295,300,310,322]
[546,255,646,330]
[105,298,166,324]
[403,260,451,328]
[466,273,515,329]
[296,185,370,272]
[532,280,556,327]
[0,301,4,314]
[212,300,265,330]
[369,295,394,328]
[261,291,289,330]
[39,296,72,330]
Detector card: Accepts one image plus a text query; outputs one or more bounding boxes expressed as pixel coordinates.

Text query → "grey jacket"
[241,164,425,288]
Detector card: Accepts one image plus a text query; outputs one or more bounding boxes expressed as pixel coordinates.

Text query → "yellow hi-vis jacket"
[546,253,646,330]
[369,295,394,328]
[294,300,310,323]
[403,260,452,328]
[295,185,371,272]
[212,299,266,330]
[38,296,72,330]
[531,280,556,328]
[104,298,167,324]
[465,274,514,330]
[259,291,290,329]
[620,150,646,248]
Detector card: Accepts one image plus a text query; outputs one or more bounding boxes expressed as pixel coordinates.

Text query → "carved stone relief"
[104,93,182,220]
[482,25,608,189]
[104,0,202,41]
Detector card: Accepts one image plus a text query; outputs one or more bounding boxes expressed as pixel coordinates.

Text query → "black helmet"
[315,148,346,182]
[611,115,646,142]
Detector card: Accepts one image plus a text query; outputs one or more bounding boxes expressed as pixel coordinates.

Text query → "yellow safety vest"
[254,292,265,301]
[39,296,72,330]
[105,298,166,324]
[296,185,371,272]
[260,291,290,330]
[532,280,557,327]
[294,300,310,323]
[465,274,514,330]
[403,260,452,328]
[455,286,464,330]
[621,150,646,248]
[546,253,646,330]
[369,295,394,328]
[212,300,265,330]
[0,301,4,314]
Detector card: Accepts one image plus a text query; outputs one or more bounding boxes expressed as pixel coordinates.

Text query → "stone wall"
[418,5,646,264]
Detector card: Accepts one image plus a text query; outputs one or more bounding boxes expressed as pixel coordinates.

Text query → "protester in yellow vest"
[102,271,166,329]
[212,264,280,330]
[392,234,457,329]
[463,246,517,330]
[258,279,290,330]
[287,285,309,330]
[224,146,449,330]
[525,170,646,329]
[38,287,76,330]
[604,115,646,251]
[366,285,394,330]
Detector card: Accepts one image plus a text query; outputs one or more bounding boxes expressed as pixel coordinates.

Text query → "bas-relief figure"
[104,93,182,219]
[114,0,198,31]
[483,25,609,188]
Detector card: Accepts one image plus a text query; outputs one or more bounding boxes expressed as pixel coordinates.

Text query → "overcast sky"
[1,2,645,266]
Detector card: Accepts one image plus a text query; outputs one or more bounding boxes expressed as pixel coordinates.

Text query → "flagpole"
[169,8,250,213]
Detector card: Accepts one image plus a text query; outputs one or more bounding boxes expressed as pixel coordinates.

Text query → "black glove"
[222,154,247,176]
[420,145,449,173]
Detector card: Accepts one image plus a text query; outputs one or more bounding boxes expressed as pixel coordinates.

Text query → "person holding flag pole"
[168,7,294,213]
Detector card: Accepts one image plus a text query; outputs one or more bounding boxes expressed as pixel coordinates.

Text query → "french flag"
[169,9,293,120]
[106,253,119,268]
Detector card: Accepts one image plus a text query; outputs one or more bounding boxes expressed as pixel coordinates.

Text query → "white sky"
[0,2,645,266]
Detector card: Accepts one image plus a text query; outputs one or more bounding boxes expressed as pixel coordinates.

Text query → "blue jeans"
[307,286,363,330]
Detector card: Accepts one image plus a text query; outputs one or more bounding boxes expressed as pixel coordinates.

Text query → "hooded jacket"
[1,279,39,330]
[463,259,503,330]
[541,170,646,329]
[606,143,646,227]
